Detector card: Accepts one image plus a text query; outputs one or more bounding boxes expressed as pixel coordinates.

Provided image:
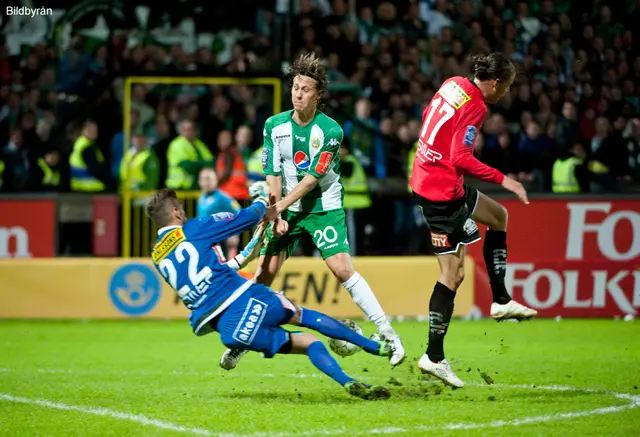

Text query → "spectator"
[215,130,249,201]
[517,120,552,187]
[197,167,241,257]
[590,117,612,157]
[552,142,588,193]
[340,142,372,256]
[484,132,526,181]
[343,98,386,178]
[55,37,98,135]
[166,120,214,190]
[69,121,112,192]
[234,125,254,162]
[2,129,29,191]
[150,116,175,188]
[120,133,160,192]
[556,101,580,153]
[625,119,640,181]
[130,85,155,131]
[595,116,634,182]
[111,109,141,181]
[29,149,61,191]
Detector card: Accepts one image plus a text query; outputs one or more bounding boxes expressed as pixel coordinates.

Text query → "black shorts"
[414,184,481,255]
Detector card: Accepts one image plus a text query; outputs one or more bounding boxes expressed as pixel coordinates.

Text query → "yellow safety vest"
[38,158,60,187]
[552,156,582,193]
[69,136,106,192]
[407,141,418,192]
[120,149,151,191]
[0,160,4,190]
[342,154,371,209]
[247,146,264,180]
[166,136,213,190]
[588,160,609,174]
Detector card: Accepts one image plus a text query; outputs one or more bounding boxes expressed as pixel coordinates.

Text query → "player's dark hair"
[470,52,515,83]
[146,188,181,227]
[289,52,327,104]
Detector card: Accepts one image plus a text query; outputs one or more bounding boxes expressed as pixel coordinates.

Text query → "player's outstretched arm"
[451,128,504,185]
[200,198,268,245]
[450,125,529,204]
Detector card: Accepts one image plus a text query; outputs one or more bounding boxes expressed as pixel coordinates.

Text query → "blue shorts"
[214,284,295,358]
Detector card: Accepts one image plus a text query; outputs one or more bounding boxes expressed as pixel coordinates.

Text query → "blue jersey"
[197,190,241,218]
[151,201,266,325]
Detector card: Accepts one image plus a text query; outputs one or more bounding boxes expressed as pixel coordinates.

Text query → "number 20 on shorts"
[313,225,338,248]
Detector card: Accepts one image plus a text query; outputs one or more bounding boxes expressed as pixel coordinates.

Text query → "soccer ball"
[328,319,363,357]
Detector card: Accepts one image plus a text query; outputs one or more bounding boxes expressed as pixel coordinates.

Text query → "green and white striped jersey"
[262,110,344,213]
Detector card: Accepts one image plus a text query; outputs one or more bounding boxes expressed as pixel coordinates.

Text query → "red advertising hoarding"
[93,196,119,256]
[469,199,640,317]
[0,200,56,257]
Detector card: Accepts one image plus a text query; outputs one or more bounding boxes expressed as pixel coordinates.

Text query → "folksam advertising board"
[468,199,640,317]
[0,257,475,319]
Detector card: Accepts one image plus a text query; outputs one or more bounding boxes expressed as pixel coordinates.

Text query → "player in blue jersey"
[146,187,393,400]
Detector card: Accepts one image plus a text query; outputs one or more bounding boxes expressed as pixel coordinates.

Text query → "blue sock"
[307,341,354,386]
[300,308,381,355]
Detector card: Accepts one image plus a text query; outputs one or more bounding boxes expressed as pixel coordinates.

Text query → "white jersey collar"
[158,225,180,236]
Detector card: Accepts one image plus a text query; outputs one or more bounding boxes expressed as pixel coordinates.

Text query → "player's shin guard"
[300,308,381,355]
[483,230,513,305]
[425,282,455,363]
[342,272,390,333]
[306,341,355,386]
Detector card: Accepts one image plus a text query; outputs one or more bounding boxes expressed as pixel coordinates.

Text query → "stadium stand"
[1,0,639,255]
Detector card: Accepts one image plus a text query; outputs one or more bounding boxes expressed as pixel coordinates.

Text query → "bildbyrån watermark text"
[6,6,53,17]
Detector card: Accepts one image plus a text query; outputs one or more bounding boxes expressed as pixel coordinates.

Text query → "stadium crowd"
[1,0,639,253]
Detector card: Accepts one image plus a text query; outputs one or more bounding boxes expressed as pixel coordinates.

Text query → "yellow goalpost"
[121,76,282,258]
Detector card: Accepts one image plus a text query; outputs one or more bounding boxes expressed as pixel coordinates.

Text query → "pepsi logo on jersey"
[294,151,311,170]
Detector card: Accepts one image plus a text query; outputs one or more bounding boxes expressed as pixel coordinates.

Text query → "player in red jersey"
[410,53,537,388]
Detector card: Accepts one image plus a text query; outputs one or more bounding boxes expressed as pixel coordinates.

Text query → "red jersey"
[410,76,504,201]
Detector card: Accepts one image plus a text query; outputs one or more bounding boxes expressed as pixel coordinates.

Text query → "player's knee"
[288,332,319,353]
[327,259,354,283]
[491,205,508,231]
[325,253,355,283]
[455,265,465,287]
[332,267,353,283]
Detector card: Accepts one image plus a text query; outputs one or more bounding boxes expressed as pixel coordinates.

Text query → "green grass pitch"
[1,319,639,436]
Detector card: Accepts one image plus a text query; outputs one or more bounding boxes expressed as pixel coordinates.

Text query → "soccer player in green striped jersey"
[220,53,405,371]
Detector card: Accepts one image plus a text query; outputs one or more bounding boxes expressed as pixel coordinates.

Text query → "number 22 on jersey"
[158,242,213,302]
[417,96,455,163]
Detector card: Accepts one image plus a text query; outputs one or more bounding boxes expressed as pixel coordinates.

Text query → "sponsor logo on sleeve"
[463,126,478,146]
[314,151,333,175]
[212,212,235,221]
[261,147,269,169]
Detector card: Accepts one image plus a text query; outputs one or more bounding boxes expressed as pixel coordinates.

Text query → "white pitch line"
[0,393,226,437]
[2,368,639,437]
